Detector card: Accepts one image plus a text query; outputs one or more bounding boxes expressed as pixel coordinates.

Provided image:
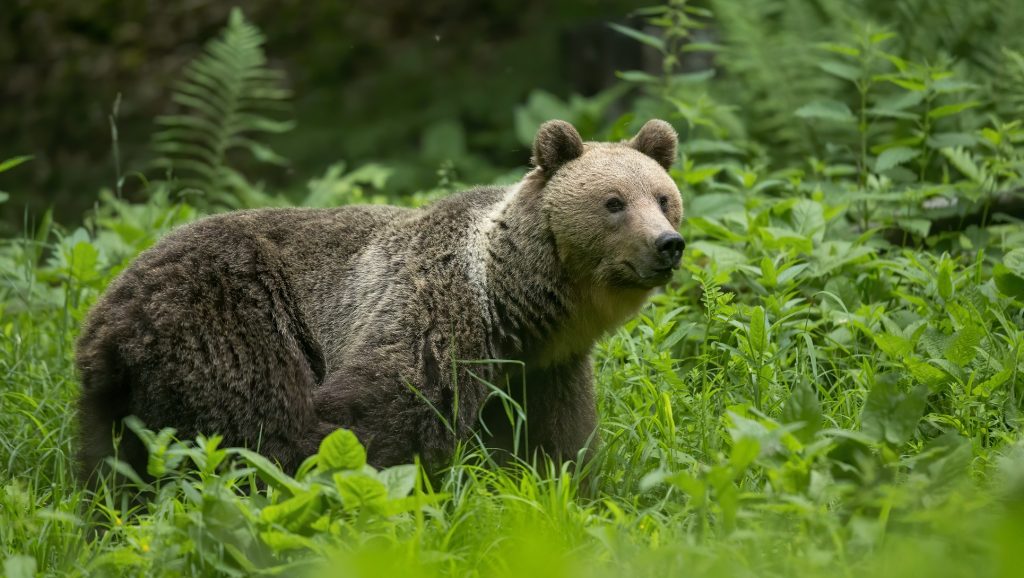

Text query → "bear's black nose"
[655,232,685,266]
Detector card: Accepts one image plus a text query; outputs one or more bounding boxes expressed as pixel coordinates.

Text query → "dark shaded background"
[1,0,648,230]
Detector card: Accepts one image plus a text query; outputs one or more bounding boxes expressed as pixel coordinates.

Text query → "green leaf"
[781,380,822,442]
[937,261,954,301]
[378,464,418,499]
[907,359,951,390]
[261,489,324,531]
[260,530,318,553]
[994,263,1024,300]
[683,165,722,185]
[616,70,661,84]
[795,100,856,123]
[945,325,983,366]
[235,448,304,493]
[896,218,931,238]
[1004,249,1024,276]
[790,199,826,241]
[927,101,981,119]
[861,381,929,446]
[817,61,861,82]
[318,428,366,471]
[607,23,665,52]
[0,155,33,174]
[875,147,920,172]
[873,333,914,358]
[3,556,37,578]
[941,147,984,183]
[334,473,388,510]
[747,306,767,357]
[926,132,979,149]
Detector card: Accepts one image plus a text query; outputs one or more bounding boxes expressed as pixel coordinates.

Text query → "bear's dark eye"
[658,195,670,213]
[605,198,625,213]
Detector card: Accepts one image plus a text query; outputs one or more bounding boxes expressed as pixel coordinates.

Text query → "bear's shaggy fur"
[75,119,685,479]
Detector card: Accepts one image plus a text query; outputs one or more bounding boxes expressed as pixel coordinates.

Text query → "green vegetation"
[2,2,1023,576]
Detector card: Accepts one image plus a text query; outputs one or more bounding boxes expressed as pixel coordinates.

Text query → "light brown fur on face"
[75,119,685,483]
[543,140,684,290]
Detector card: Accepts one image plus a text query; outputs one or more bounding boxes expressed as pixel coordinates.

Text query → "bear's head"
[532,119,684,291]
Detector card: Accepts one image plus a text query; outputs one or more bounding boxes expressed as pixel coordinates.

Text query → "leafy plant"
[150,8,293,209]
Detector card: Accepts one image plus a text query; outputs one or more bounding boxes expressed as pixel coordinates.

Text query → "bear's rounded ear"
[629,119,678,170]
[532,120,584,174]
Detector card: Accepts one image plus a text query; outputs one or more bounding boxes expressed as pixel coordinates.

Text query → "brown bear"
[75,119,685,480]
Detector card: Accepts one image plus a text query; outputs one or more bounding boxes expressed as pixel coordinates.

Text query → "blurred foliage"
[0,0,645,232]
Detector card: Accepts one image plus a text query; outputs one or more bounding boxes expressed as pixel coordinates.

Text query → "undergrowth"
[2,3,1024,577]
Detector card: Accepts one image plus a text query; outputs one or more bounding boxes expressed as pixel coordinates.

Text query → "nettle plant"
[90,422,440,575]
[592,152,1023,541]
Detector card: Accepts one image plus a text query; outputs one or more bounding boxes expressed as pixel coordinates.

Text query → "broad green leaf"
[261,488,323,531]
[1004,249,1024,276]
[974,365,1013,396]
[860,381,929,446]
[378,464,418,499]
[896,218,932,239]
[3,556,37,578]
[818,60,861,82]
[760,227,813,253]
[795,100,856,123]
[790,199,826,241]
[875,147,920,172]
[260,530,318,553]
[683,165,722,185]
[729,436,761,474]
[69,241,100,284]
[873,333,914,358]
[916,433,972,490]
[334,472,388,510]
[781,380,822,442]
[907,359,951,390]
[318,428,366,471]
[688,217,744,242]
[688,241,748,271]
[994,263,1024,300]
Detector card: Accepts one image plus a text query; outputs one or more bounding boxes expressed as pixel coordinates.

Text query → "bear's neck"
[481,174,642,367]
[480,176,572,361]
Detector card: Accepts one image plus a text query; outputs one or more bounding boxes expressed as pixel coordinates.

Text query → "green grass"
[1,174,1023,577]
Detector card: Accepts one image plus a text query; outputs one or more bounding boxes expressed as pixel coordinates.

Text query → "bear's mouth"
[622,261,675,287]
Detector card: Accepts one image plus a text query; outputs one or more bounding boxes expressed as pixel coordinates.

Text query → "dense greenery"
[2,2,1024,576]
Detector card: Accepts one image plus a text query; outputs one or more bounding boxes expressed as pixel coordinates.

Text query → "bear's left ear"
[629,119,678,170]
[532,120,584,175]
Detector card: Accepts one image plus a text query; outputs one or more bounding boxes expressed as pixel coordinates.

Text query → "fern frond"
[994,49,1024,122]
[151,8,293,209]
[708,0,846,162]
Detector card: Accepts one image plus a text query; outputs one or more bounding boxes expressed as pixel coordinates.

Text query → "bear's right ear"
[531,120,584,175]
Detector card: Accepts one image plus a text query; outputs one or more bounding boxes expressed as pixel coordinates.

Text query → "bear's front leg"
[522,354,599,467]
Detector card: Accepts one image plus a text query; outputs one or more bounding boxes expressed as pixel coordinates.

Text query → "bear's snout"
[654,231,685,269]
